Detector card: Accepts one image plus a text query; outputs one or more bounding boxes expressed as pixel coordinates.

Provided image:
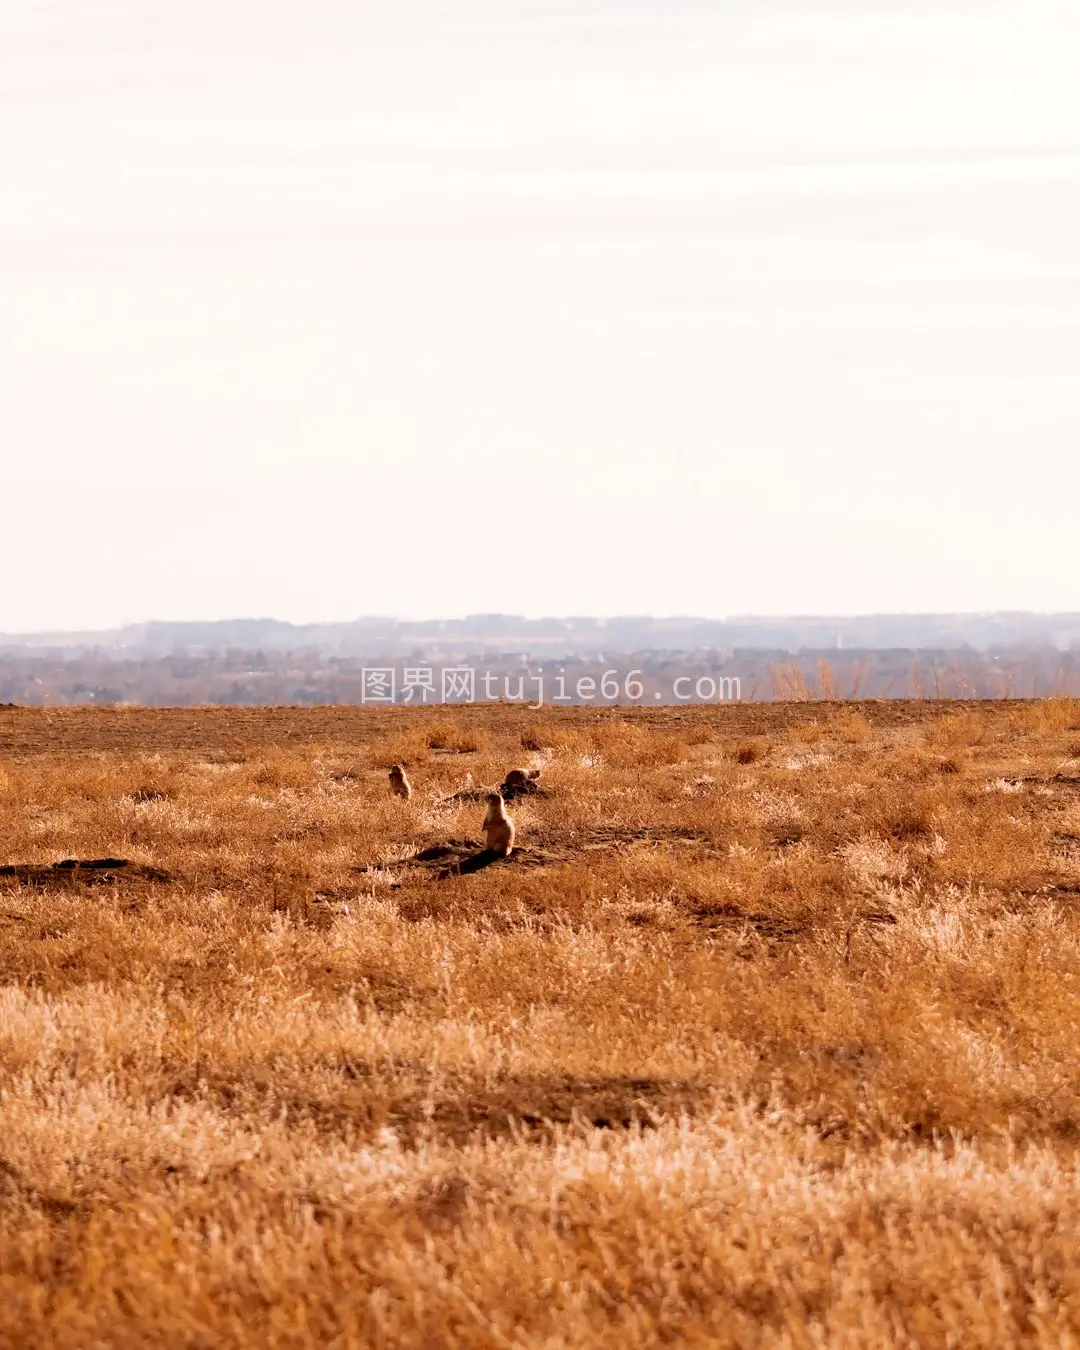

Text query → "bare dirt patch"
[0,858,173,888]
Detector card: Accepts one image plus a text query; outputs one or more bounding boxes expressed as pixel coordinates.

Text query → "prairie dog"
[500,767,541,800]
[388,764,412,799]
[482,792,515,857]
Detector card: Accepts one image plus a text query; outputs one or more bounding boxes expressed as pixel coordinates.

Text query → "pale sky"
[3,0,1079,631]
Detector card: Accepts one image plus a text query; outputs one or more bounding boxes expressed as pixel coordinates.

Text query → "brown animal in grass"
[500,767,541,799]
[482,792,515,857]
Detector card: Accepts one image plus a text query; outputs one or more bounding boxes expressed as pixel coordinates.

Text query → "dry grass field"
[2,700,1080,1348]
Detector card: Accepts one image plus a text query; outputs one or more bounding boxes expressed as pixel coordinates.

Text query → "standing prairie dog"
[388,764,412,799]
[482,792,515,857]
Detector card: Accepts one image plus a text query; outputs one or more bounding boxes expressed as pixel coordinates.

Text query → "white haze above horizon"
[3,0,1079,632]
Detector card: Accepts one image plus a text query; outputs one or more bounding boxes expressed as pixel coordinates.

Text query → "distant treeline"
[5,611,1080,657]
[1,647,1078,707]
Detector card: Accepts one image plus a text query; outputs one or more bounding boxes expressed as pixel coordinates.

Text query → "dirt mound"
[374,840,568,877]
[0,858,173,888]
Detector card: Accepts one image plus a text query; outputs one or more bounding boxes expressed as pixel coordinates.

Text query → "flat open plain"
[1,701,1079,1347]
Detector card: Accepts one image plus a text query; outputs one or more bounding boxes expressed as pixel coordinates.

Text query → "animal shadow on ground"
[392,841,559,878]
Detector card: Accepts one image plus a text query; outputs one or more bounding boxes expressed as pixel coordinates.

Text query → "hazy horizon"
[5,0,1079,631]
[6,606,1080,643]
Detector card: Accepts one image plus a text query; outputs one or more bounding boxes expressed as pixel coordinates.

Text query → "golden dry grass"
[2,700,1080,1348]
